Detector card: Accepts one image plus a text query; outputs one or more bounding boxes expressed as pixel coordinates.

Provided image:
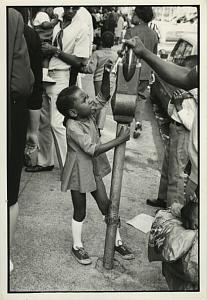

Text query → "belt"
[171,119,183,127]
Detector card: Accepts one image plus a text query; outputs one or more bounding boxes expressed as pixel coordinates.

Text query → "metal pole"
[103,123,127,269]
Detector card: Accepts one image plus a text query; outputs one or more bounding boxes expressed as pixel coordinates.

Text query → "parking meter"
[111,46,141,124]
[103,46,141,270]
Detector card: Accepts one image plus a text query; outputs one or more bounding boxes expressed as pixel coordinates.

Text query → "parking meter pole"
[103,123,126,270]
[102,46,141,270]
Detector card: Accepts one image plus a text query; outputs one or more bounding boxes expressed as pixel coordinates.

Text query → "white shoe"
[42,74,56,84]
[10,260,14,273]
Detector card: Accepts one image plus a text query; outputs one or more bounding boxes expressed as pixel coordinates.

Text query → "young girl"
[56,63,134,265]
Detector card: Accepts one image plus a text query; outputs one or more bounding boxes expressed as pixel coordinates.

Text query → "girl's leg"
[71,190,86,249]
[91,177,123,246]
[91,177,135,260]
[91,176,110,216]
[70,190,92,265]
[42,57,50,69]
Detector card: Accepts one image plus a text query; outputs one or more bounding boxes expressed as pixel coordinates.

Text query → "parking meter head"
[111,60,141,124]
[122,47,138,81]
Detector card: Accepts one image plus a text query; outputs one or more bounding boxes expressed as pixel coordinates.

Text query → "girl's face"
[73,89,93,118]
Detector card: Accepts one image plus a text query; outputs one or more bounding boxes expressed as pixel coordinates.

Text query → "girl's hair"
[134,6,154,23]
[56,86,80,126]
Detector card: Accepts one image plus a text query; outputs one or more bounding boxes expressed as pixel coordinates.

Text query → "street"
[10,72,169,292]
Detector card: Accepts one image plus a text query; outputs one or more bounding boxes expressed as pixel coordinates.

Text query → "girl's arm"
[90,61,115,116]
[94,126,130,156]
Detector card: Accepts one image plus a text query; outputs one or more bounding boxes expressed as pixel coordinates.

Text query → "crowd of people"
[8,5,198,291]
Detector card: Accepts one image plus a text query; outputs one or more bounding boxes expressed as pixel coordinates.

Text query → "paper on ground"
[126,214,154,233]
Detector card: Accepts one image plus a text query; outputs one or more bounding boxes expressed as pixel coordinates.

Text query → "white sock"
[42,68,49,76]
[72,218,83,249]
[115,228,122,246]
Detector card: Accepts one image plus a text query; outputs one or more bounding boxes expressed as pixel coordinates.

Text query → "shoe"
[71,247,92,265]
[114,241,135,260]
[133,122,142,139]
[25,165,54,172]
[146,198,167,208]
[42,74,56,84]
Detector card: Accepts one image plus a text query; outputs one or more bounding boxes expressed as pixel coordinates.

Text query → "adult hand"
[123,36,145,57]
[41,42,57,55]
[171,89,192,110]
[26,132,39,150]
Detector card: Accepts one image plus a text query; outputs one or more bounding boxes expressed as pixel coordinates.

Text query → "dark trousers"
[7,98,28,206]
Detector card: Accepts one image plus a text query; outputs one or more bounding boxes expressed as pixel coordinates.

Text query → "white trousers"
[37,70,70,169]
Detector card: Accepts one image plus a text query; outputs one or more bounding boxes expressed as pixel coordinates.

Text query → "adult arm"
[42,25,90,68]
[9,9,34,99]
[80,52,98,74]
[124,37,198,90]
[41,43,85,68]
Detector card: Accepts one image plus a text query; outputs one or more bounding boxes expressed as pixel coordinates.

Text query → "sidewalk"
[10,78,168,292]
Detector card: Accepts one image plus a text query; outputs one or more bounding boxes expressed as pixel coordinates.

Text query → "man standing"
[124,6,158,138]
[8,8,34,271]
[26,6,90,172]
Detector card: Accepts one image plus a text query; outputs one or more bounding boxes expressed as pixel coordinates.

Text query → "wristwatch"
[54,48,61,58]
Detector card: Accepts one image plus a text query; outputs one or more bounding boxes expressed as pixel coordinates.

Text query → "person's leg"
[147,139,169,208]
[167,124,190,207]
[46,70,69,170]
[70,190,91,265]
[90,176,110,216]
[9,202,19,246]
[71,190,86,247]
[8,99,28,271]
[158,141,170,202]
[133,80,149,138]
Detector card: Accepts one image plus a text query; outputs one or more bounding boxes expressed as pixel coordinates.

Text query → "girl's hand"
[41,42,57,55]
[117,125,130,142]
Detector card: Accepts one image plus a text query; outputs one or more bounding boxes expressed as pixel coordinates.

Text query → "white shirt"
[49,15,90,71]
[188,109,198,184]
[33,11,50,26]
[167,88,197,131]
[76,7,94,55]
